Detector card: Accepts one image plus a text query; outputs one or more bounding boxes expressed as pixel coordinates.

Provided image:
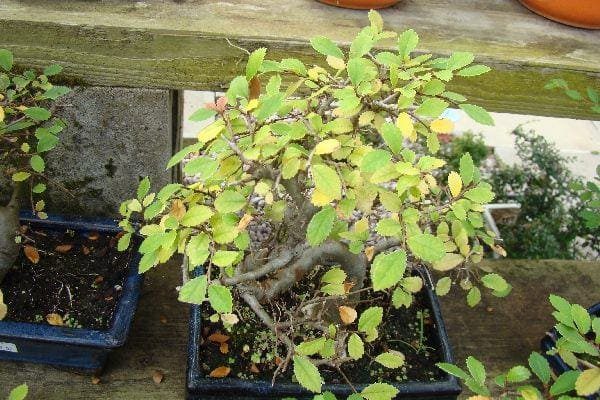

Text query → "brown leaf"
[24,245,40,264]
[152,370,164,384]
[19,225,28,234]
[170,199,186,220]
[91,376,101,385]
[94,275,104,285]
[237,214,253,231]
[208,332,230,344]
[159,315,168,324]
[88,231,100,241]
[219,342,229,354]
[46,313,64,326]
[274,356,282,366]
[249,363,259,374]
[343,281,355,294]
[82,245,91,255]
[209,366,231,378]
[215,96,228,113]
[249,77,261,100]
[338,306,357,325]
[55,244,73,254]
[364,246,375,262]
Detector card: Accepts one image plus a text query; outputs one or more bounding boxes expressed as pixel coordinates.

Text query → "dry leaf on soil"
[46,313,64,326]
[338,306,357,325]
[219,342,229,354]
[55,244,73,253]
[91,377,101,385]
[152,370,164,384]
[249,363,260,374]
[88,231,100,241]
[24,245,40,264]
[208,332,230,344]
[209,366,231,378]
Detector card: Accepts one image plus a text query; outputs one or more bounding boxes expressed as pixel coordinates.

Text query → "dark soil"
[0,222,133,330]
[198,268,445,386]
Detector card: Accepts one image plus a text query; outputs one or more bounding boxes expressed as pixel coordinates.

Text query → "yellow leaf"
[448,171,462,197]
[311,189,333,206]
[432,253,464,271]
[365,246,375,261]
[244,99,259,111]
[0,106,4,122]
[396,112,414,139]
[197,120,224,143]
[358,111,375,127]
[0,289,6,320]
[575,367,600,396]
[315,139,341,155]
[338,306,357,325]
[326,55,346,70]
[430,118,454,134]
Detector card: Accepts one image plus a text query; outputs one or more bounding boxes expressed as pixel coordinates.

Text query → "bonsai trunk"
[0,185,21,282]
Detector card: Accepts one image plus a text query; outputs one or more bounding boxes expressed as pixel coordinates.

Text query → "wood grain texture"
[0,259,599,398]
[0,0,599,119]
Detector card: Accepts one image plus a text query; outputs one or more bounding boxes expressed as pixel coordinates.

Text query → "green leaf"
[293,355,323,393]
[407,233,446,262]
[43,64,63,76]
[212,250,239,267]
[460,104,494,126]
[256,92,284,121]
[464,186,495,204]
[481,273,509,292]
[436,363,470,380]
[361,149,392,173]
[571,304,591,334]
[417,156,446,172]
[447,52,475,70]
[30,155,45,173]
[214,190,246,213]
[181,205,214,227]
[321,267,347,285]
[32,183,46,194]
[189,107,217,122]
[42,85,70,100]
[295,337,326,356]
[347,57,376,86]
[380,122,403,154]
[375,351,405,368]
[370,250,407,291]
[397,29,419,59]
[528,352,551,384]
[182,157,218,180]
[136,177,150,200]
[187,234,211,267]
[348,333,364,360]
[466,356,486,385]
[208,284,233,314]
[467,287,481,307]
[0,49,14,71]
[280,58,308,76]
[226,76,249,104]
[358,306,383,333]
[310,36,344,59]
[311,164,341,200]
[12,172,31,182]
[178,275,208,304]
[457,65,491,77]
[458,153,475,186]
[349,28,374,58]
[246,47,267,80]
[24,107,51,121]
[306,206,336,246]
[435,277,452,296]
[117,232,132,251]
[361,382,399,400]
[506,365,531,383]
[8,384,28,400]
[575,367,600,396]
[550,370,580,396]
[415,98,448,118]
[36,130,59,153]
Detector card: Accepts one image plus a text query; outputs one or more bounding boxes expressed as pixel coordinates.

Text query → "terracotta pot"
[519,0,600,29]
[317,0,400,9]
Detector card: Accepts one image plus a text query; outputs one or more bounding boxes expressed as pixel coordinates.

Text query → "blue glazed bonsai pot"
[186,268,462,400]
[0,212,143,374]
[541,302,600,400]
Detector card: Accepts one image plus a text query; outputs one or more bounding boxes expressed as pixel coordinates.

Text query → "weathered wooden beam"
[0,0,598,119]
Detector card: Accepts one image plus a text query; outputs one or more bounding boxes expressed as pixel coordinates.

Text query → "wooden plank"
[1,259,599,398]
[0,0,599,119]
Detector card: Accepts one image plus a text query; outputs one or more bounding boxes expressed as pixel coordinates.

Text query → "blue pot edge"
[0,212,143,349]
[185,266,462,398]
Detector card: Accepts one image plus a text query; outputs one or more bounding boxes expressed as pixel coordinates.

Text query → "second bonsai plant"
[121,10,508,399]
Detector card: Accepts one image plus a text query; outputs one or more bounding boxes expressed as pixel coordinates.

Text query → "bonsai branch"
[0,184,22,282]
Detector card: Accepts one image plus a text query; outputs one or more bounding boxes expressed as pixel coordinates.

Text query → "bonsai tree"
[0,49,69,312]
[120,11,507,397]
